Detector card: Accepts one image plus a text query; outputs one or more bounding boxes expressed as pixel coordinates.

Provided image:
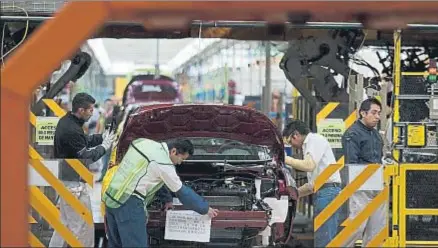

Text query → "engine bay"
[146,160,296,247]
[183,176,274,212]
[149,161,279,212]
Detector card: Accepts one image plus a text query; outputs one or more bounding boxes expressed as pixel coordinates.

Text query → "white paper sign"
[164,210,211,243]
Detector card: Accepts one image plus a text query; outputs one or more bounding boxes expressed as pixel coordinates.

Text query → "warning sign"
[35,117,59,145]
[317,119,345,149]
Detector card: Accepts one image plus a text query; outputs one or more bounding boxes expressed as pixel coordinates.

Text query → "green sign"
[35,117,59,145]
[317,119,345,149]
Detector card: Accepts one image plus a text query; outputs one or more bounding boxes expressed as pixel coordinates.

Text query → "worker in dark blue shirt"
[341,98,385,247]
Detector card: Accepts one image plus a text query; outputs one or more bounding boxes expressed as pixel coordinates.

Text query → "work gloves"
[101,130,116,151]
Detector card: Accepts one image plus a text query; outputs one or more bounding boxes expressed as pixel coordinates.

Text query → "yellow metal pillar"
[292,87,299,119]
[391,29,402,247]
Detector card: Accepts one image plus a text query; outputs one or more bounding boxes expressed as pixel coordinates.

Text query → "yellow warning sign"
[35,117,59,145]
[317,118,345,149]
[407,124,426,147]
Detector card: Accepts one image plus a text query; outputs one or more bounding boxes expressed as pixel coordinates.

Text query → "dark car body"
[114,104,298,247]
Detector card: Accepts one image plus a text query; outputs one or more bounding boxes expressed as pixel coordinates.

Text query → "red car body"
[115,104,298,247]
[122,75,182,106]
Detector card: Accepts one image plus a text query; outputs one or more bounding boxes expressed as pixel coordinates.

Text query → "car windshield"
[125,81,179,105]
[167,137,272,162]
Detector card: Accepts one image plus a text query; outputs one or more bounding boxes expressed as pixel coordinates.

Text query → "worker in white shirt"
[282,120,342,248]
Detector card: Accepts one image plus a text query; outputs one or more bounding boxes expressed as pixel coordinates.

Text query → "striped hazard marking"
[316,102,357,166]
[314,102,389,246]
[314,164,390,247]
[28,99,94,247]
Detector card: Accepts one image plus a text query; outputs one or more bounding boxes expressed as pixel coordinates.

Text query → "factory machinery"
[280,29,438,247]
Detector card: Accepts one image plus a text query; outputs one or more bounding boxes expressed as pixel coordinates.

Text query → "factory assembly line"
[2,1,438,248]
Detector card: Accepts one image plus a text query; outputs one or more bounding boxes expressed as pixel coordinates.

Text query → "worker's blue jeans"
[105,195,148,248]
[314,185,341,248]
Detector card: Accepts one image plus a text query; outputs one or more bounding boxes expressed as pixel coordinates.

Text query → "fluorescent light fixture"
[166,38,221,72]
[87,38,112,73]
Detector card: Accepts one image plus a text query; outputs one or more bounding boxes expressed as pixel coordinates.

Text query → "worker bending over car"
[283,120,341,248]
[102,138,219,248]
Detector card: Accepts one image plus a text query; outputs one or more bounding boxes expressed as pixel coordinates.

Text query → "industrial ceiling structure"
[3,1,438,77]
[86,38,210,75]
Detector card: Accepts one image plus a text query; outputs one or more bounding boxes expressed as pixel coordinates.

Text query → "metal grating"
[1,1,67,15]
[399,99,430,122]
[406,215,438,241]
[400,76,428,95]
[406,170,438,209]
[399,76,429,122]
[203,196,244,208]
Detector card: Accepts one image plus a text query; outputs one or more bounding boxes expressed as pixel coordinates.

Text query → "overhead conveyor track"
[5,15,438,30]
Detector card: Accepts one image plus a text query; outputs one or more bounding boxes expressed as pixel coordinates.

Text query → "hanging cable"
[347,31,368,92]
[198,21,202,53]
[1,5,30,67]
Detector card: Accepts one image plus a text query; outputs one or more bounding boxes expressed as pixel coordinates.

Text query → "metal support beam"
[391,29,402,248]
[380,80,389,131]
[191,21,438,30]
[262,41,272,115]
[348,75,357,114]
[277,93,284,131]
[292,78,318,108]
[191,21,364,29]
[3,16,438,30]
[348,74,364,114]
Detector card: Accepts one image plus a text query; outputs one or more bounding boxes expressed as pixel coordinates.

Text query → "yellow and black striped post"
[28,99,94,247]
[316,101,357,165]
[314,101,393,247]
[313,164,392,247]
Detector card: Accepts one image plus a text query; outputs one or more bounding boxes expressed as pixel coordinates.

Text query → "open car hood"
[116,104,284,162]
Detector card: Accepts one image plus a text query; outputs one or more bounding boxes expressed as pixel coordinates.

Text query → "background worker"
[103,138,219,248]
[341,98,385,247]
[97,100,119,183]
[282,120,341,248]
[50,92,115,247]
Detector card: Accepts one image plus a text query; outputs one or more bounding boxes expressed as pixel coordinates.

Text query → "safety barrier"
[399,164,438,247]
[393,24,438,247]
[314,102,393,247]
[28,99,94,247]
[313,163,393,247]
